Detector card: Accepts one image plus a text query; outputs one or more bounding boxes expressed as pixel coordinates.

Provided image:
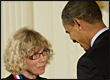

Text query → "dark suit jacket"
[77,29,109,79]
[2,74,47,79]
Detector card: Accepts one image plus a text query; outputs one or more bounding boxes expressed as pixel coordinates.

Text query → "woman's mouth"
[38,66,45,69]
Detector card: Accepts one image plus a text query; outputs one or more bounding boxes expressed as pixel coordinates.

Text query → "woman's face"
[25,48,48,75]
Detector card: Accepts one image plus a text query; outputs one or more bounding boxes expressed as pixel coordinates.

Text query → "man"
[61,1,109,79]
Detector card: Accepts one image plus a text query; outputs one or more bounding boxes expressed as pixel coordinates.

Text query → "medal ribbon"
[13,74,22,79]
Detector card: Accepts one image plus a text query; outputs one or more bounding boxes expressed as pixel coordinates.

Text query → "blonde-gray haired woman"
[2,27,54,79]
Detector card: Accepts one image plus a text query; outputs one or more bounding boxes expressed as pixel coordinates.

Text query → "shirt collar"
[91,27,109,47]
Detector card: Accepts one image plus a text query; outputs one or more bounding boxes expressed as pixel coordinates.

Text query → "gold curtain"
[96,1,104,9]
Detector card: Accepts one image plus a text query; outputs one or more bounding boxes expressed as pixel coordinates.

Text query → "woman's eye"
[34,53,38,55]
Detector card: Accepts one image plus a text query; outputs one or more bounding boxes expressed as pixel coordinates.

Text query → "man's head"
[61,1,102,26]
[61,1,104,51]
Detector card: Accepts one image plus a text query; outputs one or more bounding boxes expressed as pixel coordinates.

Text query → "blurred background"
[1,1,109,79]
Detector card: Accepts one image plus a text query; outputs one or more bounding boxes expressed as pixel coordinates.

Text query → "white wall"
[1,1,109,79]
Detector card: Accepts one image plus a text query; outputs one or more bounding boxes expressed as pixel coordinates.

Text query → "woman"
[2,27,54,79]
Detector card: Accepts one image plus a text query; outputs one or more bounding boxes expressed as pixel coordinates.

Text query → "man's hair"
[3,27,54,74]
[61,1,102,26]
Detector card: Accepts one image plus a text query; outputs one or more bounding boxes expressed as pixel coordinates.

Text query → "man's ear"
[73,18,82,31]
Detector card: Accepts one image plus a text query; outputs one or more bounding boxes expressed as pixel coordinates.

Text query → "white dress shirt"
[91,27,109,47]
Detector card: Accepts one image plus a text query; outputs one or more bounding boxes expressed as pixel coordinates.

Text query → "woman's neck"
[22,70,37,79]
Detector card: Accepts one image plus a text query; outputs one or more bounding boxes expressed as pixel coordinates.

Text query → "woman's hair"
[3,27,54,74]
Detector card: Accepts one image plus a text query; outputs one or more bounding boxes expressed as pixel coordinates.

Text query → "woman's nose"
[39,54,45,62]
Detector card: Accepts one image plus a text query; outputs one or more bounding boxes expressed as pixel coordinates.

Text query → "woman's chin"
[38,70,45,75]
